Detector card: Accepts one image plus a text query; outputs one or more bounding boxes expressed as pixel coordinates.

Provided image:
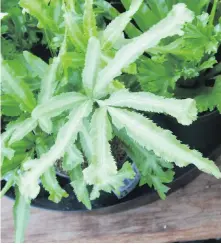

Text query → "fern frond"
[83,107,134,200]
[23,51,48,79]
[64,4,86,51]
[32,92,87,119]
[108,107,221,178]
[8,118,37,145]
[63,144,84,171]
[1,60,36,112]
[38,35,67,103]
[41,166,69,203]
[101,0,143,50]
[83,0,97,39]
[69,165,92,210]
[18,100,93,200]
[79,119,94,163]
[82,37,101,95]
[101,89,197,125]
[94,3,194,98]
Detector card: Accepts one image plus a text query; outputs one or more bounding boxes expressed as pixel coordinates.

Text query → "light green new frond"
[94,3,194,98]
[38,57,60,103]
[38,36,67,103]
[101,89,197,125]
[101,0,143,50]
[23,51,48,79]
[82,37,101,95]
[13,187,30,243]
[94,0,141,38]
[64,5,86,51]
[38,118,53,134]
[63,144,84,171]
[19,101,93,200]
[9,118,37,145]
[69,165,91,209]
[1,121,25,162]
[83,0,97,39]
[108,107,221,179]
[41,166,69,203]
[1,147,15,163]
[79,119,94,163]
[19,0,61,33]
[1,130,15,162]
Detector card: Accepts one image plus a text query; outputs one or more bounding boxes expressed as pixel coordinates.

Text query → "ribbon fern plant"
[1,1,221,242]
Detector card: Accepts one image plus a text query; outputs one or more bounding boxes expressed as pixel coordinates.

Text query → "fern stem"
[209,0,218,27]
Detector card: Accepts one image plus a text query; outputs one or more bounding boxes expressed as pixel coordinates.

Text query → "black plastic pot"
[156,110,221,157]
[2,111,221,213]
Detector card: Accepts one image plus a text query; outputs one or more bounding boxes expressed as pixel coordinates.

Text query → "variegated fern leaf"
[1,3,221,242]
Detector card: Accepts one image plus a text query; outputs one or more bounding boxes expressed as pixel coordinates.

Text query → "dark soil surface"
[55,137,127,177]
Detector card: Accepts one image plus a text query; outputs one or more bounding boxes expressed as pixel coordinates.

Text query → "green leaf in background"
[41,166,69,203]
[19,0,63,33]
[1,94,22,116]
[62,52,85,70]
[1,39,19,60]
[138,56,179,97]
[83,0,98,39]
[196,75,221,113]
[121,0,210,32]
[137,1,221,108]
[138,151,174,200]
[64,2,87,52]
[1,60,36,112]
[13,187,30,243]
[1,0,43,59]
[1,146,33,178]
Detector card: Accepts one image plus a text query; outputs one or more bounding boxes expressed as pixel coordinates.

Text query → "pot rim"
[2,145,221,213]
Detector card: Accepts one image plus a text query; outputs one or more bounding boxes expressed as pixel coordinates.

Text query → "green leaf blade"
[41,166,69,203]
[69,165,92,210]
